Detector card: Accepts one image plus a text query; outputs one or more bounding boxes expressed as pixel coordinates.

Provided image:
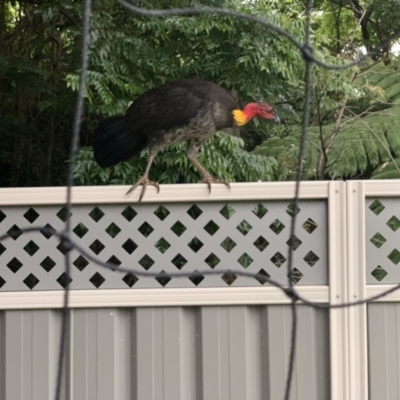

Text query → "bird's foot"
[198,176,231,193]
[126,176,160,202]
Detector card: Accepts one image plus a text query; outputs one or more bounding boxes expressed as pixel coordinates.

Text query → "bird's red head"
[243,103,280,122]
[233,103,280,126]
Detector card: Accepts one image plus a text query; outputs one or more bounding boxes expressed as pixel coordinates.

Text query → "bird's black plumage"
[94,79,239,168]
[93,115,148,168]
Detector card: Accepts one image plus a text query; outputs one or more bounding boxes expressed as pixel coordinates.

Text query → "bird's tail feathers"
[93,115,148,168]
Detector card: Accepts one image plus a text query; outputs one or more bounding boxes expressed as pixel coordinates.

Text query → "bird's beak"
[274,115,281,124]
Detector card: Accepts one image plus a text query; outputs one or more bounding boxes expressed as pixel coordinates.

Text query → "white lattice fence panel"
[0,200,327,290]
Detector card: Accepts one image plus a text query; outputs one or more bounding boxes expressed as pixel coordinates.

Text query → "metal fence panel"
[265,306,330,399]
[70,308,132,400]
[368,303,400,400]
[0,305,329,400]
[0,310,63,400]
[0,311,5,400]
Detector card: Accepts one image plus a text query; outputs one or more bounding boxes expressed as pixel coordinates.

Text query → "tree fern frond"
[386,128,400,157]
[384,81,400,102]
[362,134,381,167]
[254,105,400,180]
[372,158,400,179]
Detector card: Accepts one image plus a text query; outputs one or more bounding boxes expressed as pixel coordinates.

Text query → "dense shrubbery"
[1,0,400,187]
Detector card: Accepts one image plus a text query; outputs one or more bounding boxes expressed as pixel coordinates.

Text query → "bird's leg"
[186,141,231,193]
[126,150,160,202]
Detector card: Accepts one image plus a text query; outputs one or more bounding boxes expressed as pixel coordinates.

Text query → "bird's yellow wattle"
[232,110,248,126]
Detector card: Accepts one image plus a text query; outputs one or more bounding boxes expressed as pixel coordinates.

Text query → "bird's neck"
[232,109,249,126]
[233,104,259,126]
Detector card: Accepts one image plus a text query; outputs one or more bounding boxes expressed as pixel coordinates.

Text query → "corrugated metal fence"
[0,181,399,399]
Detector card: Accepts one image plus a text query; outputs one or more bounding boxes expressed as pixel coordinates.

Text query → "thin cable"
[0,227,288,291]
[54,0,91,398]
[283,1,313,397]
[2,226,399,307]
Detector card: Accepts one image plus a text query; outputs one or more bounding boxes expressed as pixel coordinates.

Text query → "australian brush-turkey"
[94,79,280,201]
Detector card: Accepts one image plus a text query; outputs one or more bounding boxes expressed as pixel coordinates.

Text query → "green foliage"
[313,0,400,57]
[253,59,400,180]
[0,0,84,186]
[70,0,307,146]
[69,0,306,185]
[74,132,277,186]
[356,61,400,104]
[371,158,400,179]
[255,105,400,180]
[3,0,400,188]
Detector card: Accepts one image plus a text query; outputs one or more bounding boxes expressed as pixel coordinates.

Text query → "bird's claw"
[199,177,231,193]
[126,177,160,202]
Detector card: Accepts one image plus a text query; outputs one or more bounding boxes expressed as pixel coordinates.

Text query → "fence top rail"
[0,181,331,205]
[1,180,399,206]
[363,180,400,197]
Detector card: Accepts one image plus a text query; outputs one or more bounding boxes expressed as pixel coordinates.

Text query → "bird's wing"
[125,80,238,137]
[126,86,208,135]
[220,126,241,137]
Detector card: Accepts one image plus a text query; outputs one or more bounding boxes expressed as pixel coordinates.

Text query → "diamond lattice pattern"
[0,201,327,290]
[366,198,400,284]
